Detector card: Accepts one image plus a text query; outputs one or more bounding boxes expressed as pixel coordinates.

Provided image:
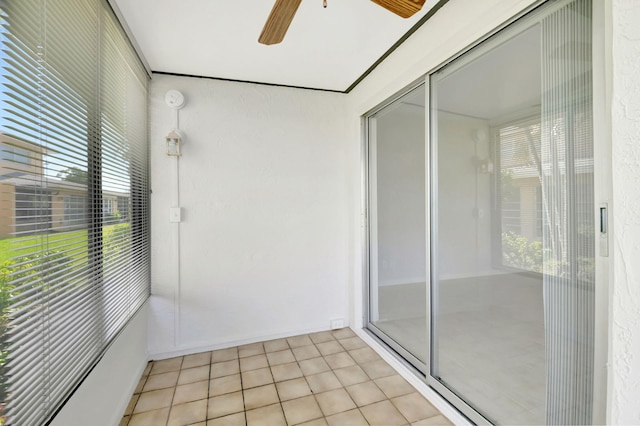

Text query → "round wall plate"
[165,90,185,109]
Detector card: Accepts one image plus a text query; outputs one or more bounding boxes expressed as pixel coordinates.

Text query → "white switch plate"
[169,207,182,223]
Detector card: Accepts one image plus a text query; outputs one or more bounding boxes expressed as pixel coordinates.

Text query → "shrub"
[0,251,72,414]
[502,231,544,273]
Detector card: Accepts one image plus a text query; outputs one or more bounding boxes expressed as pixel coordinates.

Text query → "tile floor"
[120,328,453,426]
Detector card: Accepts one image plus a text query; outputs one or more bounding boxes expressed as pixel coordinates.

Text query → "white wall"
[148,74,350,358]
[610,0,640,423]
[51,304,148,426]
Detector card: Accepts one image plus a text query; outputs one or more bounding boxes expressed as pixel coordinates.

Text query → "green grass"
[0,224,123,265]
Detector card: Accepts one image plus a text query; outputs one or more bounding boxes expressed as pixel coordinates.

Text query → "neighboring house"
[0,133,126,239]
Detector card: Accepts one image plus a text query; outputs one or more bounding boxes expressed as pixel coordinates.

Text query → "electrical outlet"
[330,318,345,330]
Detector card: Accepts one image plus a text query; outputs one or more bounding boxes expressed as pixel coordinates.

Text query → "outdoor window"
[63,195,88,228]
[0,0,150,424]
[0,147,29,164]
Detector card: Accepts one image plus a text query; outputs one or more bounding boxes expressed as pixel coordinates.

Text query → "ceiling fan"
[258,0,427,45]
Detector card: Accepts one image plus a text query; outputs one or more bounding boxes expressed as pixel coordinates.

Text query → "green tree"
[56,167,88,184]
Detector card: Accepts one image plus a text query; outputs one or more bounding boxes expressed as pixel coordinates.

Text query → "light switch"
[170,207,182,223]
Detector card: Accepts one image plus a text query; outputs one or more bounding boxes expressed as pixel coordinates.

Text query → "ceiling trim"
[344,0,450,93]
[152,71,345,94]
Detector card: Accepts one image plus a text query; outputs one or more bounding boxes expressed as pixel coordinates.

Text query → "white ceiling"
[113,0,444,92]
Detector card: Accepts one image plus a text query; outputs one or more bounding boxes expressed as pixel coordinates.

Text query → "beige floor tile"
[411,414,453,425]
[331,328,356,339]
[392,393,440,423]
[375,375,415,399]
[324,352,356,370]
[244,383,280,410]
[134,376,147,394]
[282,395,324,425]
[309,331,335,344]
[240,354,269,372]
[210,374,242,396]
[315,388,357,416]
[338,337,368,351]
[266,349,296,366]
[143,371,179,392]
[333,365,369,387]
[122,332,433,426]
[173,380,208,405]
[208,412,246,426]
[242,367,274,388]
[326,408,369,426]
[208,391,244,419]
[239,342,265,358]
[276,377,312,401]
[182,352,211,369]
[287,335,313,348]
[360,400,409,426]
[212,347,238,363]
[124,394,139,415]
[134,388,174,413]
[299,357,331,376]
[168,399,207,426]
[298,418,329,426]
[316,341,344,356]
[150,357,183,375]
[246,403,287,426]
[292,345,321,361]
[210,359,240,379]
[271,362,304,382]
[348,347,380,364]
[264,338,289,353]
[345,381,387,407]
[360,359,397,380]
[306,371,342,393]
[178,365,210,385]
[128,407,170,426]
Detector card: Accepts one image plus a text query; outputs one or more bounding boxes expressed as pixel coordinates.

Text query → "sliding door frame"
[362,80,429,375]
[362,0,609,424]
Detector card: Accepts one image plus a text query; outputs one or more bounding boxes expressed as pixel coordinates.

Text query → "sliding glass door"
[365,0,598,424]
[430,1,594,424]
[366,84,427,369]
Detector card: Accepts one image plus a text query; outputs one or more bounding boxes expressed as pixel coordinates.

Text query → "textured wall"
[148,74,350,357]
[611,0,640,423]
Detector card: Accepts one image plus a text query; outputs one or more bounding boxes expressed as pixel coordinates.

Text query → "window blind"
[0,0,150,424]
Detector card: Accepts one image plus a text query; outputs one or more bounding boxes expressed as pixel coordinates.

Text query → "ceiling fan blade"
[370,0,426,18]
[259,0,303,45]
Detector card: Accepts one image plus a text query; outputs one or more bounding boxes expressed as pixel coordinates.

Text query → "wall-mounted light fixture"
[165,129,183,157]
[165,89,186,157]
[475,157,494,174]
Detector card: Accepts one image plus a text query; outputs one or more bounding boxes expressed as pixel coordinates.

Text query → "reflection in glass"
[430,1,594,423]
[367,85,427,365]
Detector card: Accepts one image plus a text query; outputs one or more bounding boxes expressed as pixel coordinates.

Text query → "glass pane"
[430,0,594,423]
[431,26,547,425]
[368,85,427,364]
